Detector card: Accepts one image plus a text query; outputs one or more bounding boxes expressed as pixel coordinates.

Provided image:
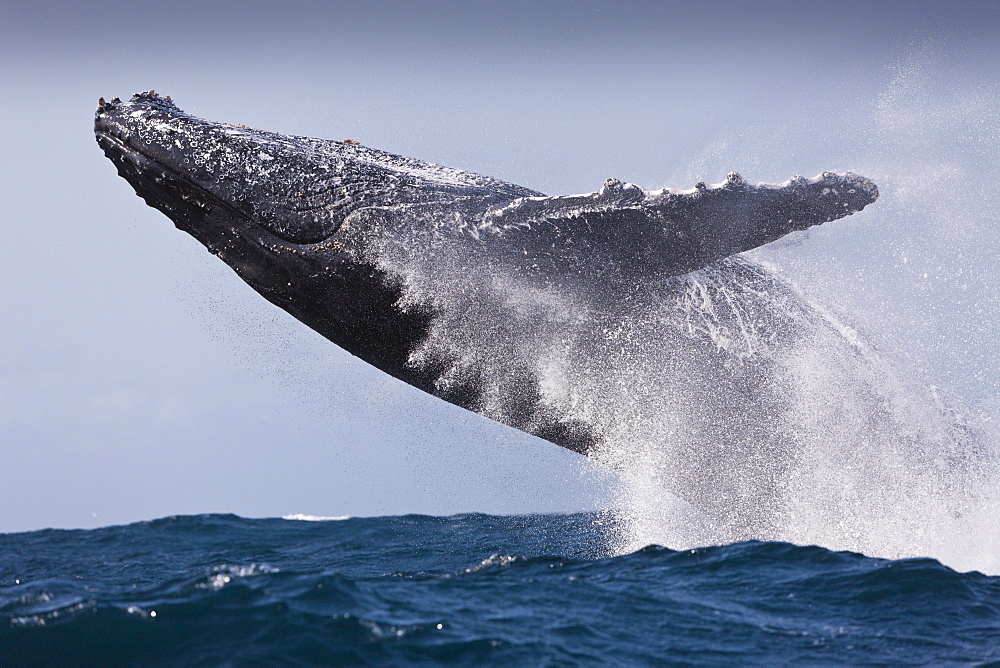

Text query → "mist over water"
[362,47,1000,573]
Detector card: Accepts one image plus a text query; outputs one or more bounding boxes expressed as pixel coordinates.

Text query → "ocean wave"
[2,513,999,664]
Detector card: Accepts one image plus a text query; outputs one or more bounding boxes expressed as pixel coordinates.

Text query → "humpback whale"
[96,91,880,536]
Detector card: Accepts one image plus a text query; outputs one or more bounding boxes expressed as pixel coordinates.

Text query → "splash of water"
[361,45,999,573]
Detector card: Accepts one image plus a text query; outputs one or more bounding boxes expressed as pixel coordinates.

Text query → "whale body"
[96,91,881,536]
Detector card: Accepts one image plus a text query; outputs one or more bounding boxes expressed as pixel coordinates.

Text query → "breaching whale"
[96,91,879,535]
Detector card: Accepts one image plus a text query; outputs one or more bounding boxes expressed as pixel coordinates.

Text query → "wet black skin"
[95,91,878,458]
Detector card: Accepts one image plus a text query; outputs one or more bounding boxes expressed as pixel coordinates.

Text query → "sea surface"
[2,512,999,665]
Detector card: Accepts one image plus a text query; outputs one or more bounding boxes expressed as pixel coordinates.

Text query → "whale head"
[95,91,434,381]
[94,90,359,250]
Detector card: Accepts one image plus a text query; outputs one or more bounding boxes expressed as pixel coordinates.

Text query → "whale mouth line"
[95,123,256,239]
[96,127,217,208]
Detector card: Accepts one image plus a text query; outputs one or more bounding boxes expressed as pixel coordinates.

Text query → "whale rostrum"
[96,91,880,528]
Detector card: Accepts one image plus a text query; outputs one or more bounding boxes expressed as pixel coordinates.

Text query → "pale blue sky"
[1,0,997,532]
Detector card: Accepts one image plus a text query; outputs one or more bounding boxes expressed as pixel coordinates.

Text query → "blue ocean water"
[2,512,999,665]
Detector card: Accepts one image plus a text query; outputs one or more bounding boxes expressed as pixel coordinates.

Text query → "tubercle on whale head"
[96,91,172,116]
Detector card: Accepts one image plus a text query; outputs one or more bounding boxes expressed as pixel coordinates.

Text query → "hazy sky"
[1,1,998,532]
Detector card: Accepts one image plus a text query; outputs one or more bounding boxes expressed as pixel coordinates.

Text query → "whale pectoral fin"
[650,171,879,269]
[481,172,878,277]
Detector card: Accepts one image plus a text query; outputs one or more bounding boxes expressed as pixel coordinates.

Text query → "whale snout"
[95,92,217,226]
[96,91,352,246]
